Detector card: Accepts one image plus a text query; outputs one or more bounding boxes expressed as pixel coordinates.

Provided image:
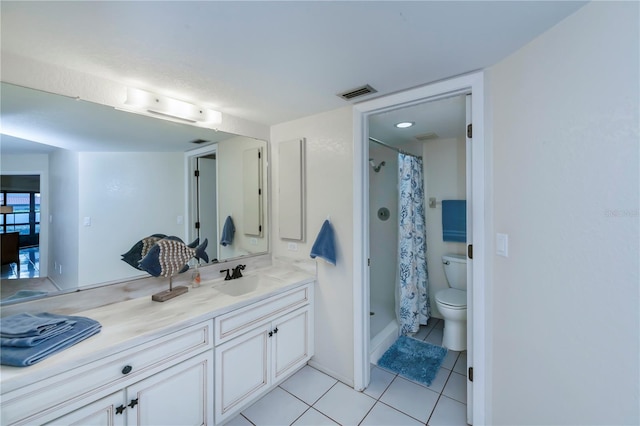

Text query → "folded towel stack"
[0,312,102,367]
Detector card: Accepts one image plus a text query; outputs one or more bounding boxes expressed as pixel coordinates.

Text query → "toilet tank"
[442,254,467,290]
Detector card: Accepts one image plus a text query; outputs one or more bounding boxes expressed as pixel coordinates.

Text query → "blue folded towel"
[1,322,76,347]
[442,200,466,242]
[0,312,76,338]
[0,313,102,367]
[220,216,235,247]
[310,220,336,265]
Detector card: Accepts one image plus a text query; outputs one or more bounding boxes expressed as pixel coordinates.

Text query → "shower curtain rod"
[368,137,422,159]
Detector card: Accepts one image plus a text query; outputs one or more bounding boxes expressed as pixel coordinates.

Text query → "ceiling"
[0,1,587,152]
[1,82,238,153]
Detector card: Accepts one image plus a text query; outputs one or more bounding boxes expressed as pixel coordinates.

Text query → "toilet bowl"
[435,254,467,351]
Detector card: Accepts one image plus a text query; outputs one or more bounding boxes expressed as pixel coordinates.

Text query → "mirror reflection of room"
[0,82,269,304]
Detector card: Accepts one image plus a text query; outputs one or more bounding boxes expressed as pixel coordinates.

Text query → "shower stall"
[368,137,428,363]
[368,139,400,363]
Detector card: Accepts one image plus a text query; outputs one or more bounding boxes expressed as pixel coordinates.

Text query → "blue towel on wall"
[220,216,235,247]
[0,313,102,367]
[442,200,467,242]
[310,220,336,265]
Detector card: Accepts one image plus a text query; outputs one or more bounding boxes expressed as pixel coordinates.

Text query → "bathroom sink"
[214,275,276,297]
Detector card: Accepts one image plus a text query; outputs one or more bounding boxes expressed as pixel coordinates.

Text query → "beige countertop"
[0,264,314,393]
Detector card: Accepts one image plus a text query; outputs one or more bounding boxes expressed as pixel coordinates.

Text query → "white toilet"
[435,254,467,351]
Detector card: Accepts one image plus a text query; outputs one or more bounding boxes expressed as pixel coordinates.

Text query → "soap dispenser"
[191,262,201,288]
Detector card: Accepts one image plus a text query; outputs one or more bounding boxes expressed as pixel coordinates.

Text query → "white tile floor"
[229,319,468,426]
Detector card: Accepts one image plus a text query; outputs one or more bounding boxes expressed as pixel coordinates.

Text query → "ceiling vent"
[190,139,210,144]
[337,84,377,101]
[415,132,438,141]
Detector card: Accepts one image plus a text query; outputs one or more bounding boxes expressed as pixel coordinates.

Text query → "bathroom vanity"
[0,266,314,425]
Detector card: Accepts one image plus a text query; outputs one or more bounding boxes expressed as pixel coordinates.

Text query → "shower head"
[369,158,386,173]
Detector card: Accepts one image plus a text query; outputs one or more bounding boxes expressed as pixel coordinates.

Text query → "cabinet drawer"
[2,320,213,425]
[215,284,311,345]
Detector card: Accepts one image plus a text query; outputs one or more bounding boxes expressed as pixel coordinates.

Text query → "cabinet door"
[215,325,270,423]
[127,351,213,426]
[45,391,126,426]
[272,306,312,382]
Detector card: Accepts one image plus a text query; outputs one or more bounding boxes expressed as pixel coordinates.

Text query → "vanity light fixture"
[395,121,415,128]
[124,88,222,125]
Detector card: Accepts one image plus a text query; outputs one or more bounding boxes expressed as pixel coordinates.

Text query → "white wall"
[0,152,50,279]
[487,2,639,424]
[368,143,397,320]
[78,152,185,287]
[423,136,467,318]
[49,149,79,290]
[271,106,355,385]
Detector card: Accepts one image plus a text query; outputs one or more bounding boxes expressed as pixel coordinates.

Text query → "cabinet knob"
[273,327,278,334]
[268,331,273,337]
[115,405,126,415]
[128,398,139,408]
[121,365,133,375]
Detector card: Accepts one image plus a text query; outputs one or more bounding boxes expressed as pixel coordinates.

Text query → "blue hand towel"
[0,314,102,367]
[0,312,76,338]
[220,216,235,247]
[442,200,466,242]
[310,220,336,265]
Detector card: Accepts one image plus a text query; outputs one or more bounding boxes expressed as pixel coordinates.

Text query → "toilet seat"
[436,288,466,309]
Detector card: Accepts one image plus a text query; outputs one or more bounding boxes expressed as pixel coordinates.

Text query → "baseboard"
[307,359,354,388]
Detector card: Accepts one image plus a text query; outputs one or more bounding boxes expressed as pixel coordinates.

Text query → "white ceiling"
[0,1,587,152]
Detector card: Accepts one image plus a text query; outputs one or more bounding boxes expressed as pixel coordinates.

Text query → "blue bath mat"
[377,335,448,386]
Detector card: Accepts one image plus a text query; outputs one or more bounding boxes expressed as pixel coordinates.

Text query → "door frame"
[184,145,219,252]
[352,71,487,424]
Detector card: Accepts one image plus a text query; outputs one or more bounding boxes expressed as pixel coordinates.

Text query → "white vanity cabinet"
[47,351,211,426]
[2,320,214,426]
[214,284,314,424]
[1,271,316,426]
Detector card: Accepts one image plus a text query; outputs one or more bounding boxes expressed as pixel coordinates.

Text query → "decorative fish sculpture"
[138,238,209,278]
[121,235,199,270]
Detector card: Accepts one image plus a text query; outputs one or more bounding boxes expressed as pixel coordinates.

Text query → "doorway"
[367,93,468,360]
[1,174,42,279]
[186,145,219,264]
[352,72,486,425]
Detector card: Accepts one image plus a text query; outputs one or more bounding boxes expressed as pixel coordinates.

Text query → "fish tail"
[195,238,209,264]
[187,237,200,248]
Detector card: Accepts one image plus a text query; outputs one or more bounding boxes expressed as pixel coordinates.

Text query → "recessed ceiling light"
[395,121,414,128]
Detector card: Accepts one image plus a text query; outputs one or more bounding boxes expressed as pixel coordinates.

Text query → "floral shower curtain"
[397,152,430,335]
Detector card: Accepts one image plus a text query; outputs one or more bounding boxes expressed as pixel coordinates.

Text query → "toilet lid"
[436,288,466,308]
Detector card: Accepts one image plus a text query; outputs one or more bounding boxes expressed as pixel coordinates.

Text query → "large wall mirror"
[0,82,269,305]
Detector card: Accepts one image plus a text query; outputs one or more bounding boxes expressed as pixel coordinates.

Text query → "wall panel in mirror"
[278,138,305,241]
[243,147,263,237]
[214,137,268,261]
